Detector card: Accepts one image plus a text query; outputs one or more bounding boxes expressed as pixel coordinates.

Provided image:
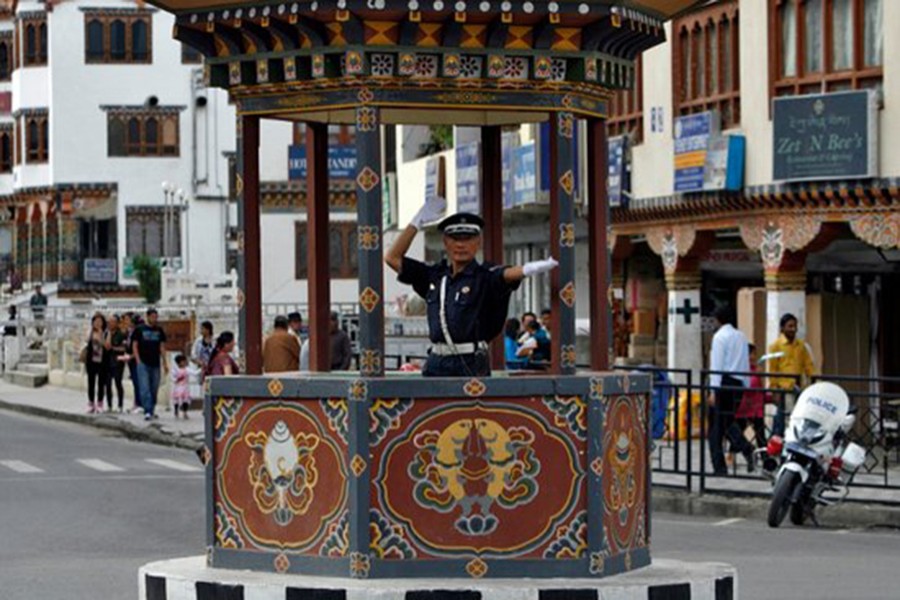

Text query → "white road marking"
[76,458,126,472]
[713,518,745,527]
[831,529,851,535]
[0,460,44,474]
[145,458,202,473]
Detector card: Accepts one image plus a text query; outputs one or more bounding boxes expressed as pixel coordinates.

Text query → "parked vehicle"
[760,382,867,528]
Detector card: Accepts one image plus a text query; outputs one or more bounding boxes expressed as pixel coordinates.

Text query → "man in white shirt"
[708,305,754,475]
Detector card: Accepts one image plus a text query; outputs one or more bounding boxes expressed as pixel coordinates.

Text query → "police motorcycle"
[759,381,867,528]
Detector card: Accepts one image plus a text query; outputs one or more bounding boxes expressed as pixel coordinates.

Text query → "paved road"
[2,411,899,599]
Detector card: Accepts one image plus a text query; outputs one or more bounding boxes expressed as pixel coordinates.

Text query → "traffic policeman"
[385,197,557,377]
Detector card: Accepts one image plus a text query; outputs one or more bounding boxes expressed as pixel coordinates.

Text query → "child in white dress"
[171,354,191,419]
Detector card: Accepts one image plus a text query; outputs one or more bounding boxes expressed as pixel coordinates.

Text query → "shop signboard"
[501,131,517,209]
[773,90,878,182]
[456,142,481,214]
[608,135,629,207]
[83,258,117,284]
[288,146,357,180]
[702,134,745,191]
[673,111,719,193]
[512,143,537,207]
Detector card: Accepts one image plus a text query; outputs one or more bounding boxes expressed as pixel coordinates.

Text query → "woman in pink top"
[735,343,767,448]
[205,331,239,377]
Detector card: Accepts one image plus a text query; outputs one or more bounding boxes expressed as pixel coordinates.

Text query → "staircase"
[5,347,49,388]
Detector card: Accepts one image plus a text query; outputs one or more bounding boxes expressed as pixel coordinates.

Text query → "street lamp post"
[161,181,172,268]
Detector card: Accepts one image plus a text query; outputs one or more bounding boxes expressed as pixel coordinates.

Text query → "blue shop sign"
[456,142,481,214]
[608,135,629,207]
[773,90,878,182]
[673,111,719,193]
[288,146,357,180]
[512,143,537,207]
[84,258,117,284]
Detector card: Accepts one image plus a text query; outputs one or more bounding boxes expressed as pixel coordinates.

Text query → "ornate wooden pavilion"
[148,0,701,580]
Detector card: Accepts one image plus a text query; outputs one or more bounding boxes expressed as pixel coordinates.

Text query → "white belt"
[429,342,487,356]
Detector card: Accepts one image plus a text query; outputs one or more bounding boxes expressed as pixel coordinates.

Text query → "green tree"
[132,255,161,304]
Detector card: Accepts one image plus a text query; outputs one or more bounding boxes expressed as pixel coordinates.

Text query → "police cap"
[438,212,484,237]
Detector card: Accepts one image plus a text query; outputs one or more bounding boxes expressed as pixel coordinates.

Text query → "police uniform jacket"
[399,256,520,347]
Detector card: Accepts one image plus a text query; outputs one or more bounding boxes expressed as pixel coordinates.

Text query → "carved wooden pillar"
[306,121,331,372]
[237,114,262,374]
[549,112,577,375]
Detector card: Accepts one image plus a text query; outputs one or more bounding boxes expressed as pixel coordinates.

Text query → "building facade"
[1,0,234,288]
[393,0,896,380]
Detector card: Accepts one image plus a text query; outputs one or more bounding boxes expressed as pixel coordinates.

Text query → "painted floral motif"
[320,398,349,444]
[850,212,900,249]
[215,503,244,548]
[284,58,297,80]
[443,54,461,77]
[660,232,678,272]
[256,59,269,83]
[542,395,587,440]
[348,379,368,402]
[370,398,414,445]
[550,58,567,81]
[466,557,488,578]
[360,349,382,375]
[370,508,417,559]
[359,286,381,313]
[411,54,438,78]
[502,56,528,79]
[356,165,380,192]
[590,377,604,401]
[590,550,608,575]
[463,378,486,397]
[320,512,349,557]
[408,418,540,536]
[738,216,823,269]
[358,225,380,250]
[487,54,504,78]
[350,454,368,477]
[585,57,598,81]
[214,398,242,442]
[560,281,576,308]
[267,378,284,397]
[559,223,575,247]
[245,420,320,526]
[759,223,785,270]
[557,112,575,140]
[273,552,290,573]
[229,62,241,84]
[590,456,603,477]
[312,54,325,77]
[398,53,416,75]
[543,511,587,559]
[349,551,371,578]
[646,225,697,273]
[356,106,378,132]
[534,56,552,80]
[459,55,482,78]
[560,345,577,369]
[370,53,395,77]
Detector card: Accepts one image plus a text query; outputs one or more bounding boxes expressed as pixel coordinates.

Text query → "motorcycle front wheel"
[768,470,800,528]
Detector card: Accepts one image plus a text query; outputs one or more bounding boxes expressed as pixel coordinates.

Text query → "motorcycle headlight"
[792,418,826,445]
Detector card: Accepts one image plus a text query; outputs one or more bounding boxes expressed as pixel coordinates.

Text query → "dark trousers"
[128,360,142,409]
[423,351,490,377]
[108,360,125,410]
[709,375,754,473]
[86,361,110,406]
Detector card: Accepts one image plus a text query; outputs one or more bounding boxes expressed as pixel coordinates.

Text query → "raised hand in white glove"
[410,196,447,229]
[522,257,559,277]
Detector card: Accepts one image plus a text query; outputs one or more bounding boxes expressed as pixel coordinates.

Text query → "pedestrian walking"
[191,321,215,373]
[84,312,110,414]
[503,318,526,370]
[385,203,557,377]
[707,305,755,475]
[263,316,300,374]
[287,312,304,341]
[329,311,352,371]
[29,283,47,345]
[206,331,239,376]
[767,313,816,437]
[131,308,167,420]
[170,354,191,419]
[105,313,128,412]
[124,313,144,414]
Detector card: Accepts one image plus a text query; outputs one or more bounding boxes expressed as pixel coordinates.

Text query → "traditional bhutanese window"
[0,32,12,81]
[0,125,12,173]
[126,206,180,258]
[673,2,741,128]
[606,57,643,144]
[770,0,882,97]
[21,16,48,67]
[22,111,48,163]
[106,107,180,157]
[295,221,359,280]
[83,10,152,64]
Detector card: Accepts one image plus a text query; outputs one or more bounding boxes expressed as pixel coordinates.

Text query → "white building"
[1,0,234,288]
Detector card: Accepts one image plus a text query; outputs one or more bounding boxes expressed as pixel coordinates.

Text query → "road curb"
[652,488,900,529]
[0,398,204,452]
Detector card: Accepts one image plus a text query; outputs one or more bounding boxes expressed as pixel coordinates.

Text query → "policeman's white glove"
[522,257,559,277]
[409,196,447,230]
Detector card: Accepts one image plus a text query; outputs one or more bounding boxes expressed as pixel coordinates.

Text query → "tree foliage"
[132,255,161,304]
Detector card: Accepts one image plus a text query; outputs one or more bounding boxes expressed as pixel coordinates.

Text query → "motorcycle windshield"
[791,418,827,445]
[790,391,848,433]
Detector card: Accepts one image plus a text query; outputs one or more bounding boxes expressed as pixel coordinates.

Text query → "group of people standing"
[83,310,238,421]
[261,311,352,373]
[503,310,552,370]
[708,306,815,475]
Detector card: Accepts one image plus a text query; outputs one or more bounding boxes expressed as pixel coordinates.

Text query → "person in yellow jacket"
[767,313,815,436]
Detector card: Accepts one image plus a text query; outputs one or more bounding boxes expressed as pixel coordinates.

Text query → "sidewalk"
[0,379,205,451]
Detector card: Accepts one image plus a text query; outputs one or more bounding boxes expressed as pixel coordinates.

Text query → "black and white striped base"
[140,557,736,600]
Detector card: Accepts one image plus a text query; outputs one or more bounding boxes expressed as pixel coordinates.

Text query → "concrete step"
[17,363,49,376]
[4,370,49,388]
